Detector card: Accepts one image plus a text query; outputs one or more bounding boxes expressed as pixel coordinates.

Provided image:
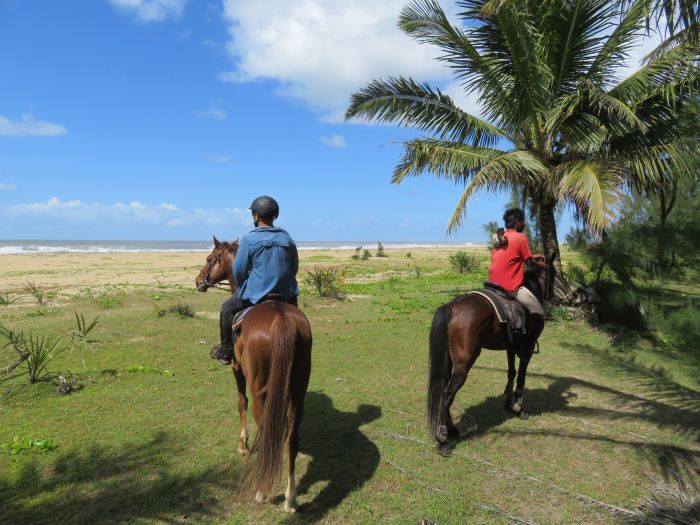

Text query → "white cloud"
[205,155,230,163]
[194,104,228,120]
[320,133,347,148]
[352,213,377,226]
[109,0,186,22]
[2,197,250,228]
[0,114,67,137]
[0,183,16,191]
[218,2,667,124]
[219,0,454,121]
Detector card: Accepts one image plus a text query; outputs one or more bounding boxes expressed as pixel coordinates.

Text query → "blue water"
[0,240,481,255]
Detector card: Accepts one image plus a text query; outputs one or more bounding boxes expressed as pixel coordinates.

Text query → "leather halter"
[198,248,233,292]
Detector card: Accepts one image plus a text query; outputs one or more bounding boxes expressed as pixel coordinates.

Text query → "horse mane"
[220,240,239,254]
[524,267,544,301]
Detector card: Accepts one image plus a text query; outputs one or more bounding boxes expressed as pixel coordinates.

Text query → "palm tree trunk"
[538,201,570,302]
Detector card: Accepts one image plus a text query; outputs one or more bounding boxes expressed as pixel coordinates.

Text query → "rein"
[198,248,235,292]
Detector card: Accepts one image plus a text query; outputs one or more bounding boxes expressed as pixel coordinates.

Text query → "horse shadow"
[287,391,381,523]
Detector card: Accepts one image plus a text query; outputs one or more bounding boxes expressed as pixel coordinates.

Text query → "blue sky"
[0,0,658,242]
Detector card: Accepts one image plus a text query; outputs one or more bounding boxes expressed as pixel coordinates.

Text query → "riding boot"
[211,301,237,365]
[525,313,544,353]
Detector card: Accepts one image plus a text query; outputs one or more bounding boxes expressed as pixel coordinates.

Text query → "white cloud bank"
[219,0,453,122]
[1,197,251,229]
[0,183,16,191]
[109,0,186,22]
[0,114,67,137]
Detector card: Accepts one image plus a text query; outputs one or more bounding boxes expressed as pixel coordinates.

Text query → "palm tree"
[345,0,698,298]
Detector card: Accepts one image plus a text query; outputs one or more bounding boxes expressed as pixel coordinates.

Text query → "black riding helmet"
[250,195,279,220]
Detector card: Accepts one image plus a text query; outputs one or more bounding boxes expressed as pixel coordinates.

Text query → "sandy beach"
[0,246,484,296]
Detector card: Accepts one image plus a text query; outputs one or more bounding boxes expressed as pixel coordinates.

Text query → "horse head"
[195,236,239,292]
[525,250,557,303]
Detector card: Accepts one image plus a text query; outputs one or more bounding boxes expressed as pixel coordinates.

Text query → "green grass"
[0,250,698,524]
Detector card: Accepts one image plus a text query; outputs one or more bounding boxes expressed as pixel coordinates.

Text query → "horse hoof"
[438,443,453,457]
[436,425,448,444]
[518,410,529,420]
[284,501,298,513]
[511,401,522,413]
[237,446,249,456]
[255,491,268,504]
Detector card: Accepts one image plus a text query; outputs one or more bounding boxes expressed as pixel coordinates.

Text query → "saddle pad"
[469,291,507,324]
[468,289,528,344]
[232,306,253,331]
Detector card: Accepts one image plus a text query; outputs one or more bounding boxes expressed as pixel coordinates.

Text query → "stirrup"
[210,344,232,365]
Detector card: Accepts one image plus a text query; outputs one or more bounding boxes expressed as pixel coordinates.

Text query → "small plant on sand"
[304,266,344,299]
[449,251,479,274]
[0,326,67,383]
[0,293,19,307]
[24,282,44,304]
[406,252,411,258]
[414,266,422,278]
[361,249,371,260]
[376,242,386,258]
[351,246,362,260]
[96,293,124,309]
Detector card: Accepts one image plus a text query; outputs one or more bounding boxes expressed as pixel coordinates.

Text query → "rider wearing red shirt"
[489,208,547,350]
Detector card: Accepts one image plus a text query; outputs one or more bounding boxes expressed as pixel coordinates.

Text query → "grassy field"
[0,247,698,524]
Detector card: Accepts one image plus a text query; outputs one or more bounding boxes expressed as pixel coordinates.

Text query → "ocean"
[0,240,480,255]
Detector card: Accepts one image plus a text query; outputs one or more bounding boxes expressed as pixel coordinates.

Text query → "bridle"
[197,247,233,292]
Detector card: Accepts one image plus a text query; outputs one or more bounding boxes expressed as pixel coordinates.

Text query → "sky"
[0,0,661,242]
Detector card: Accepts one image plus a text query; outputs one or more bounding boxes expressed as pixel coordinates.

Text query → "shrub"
[351,246,362,260]
[24,282,44,304]
[0,294,18,307]
[449,251,479,274]
[361,250,371,260]
[414,266,422,278]
[70,312,99,367]
[154,302,195,318]
[0,326,67,383]
[304,266,344,299]
[406,252,412,258]
[376,242,386,257]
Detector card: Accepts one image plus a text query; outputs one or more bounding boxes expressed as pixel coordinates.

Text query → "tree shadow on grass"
[287,391,381,524]
[0,431,235,525]
[450,367,699,485]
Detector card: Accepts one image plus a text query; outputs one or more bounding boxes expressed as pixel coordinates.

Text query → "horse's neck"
[226,253,236,294]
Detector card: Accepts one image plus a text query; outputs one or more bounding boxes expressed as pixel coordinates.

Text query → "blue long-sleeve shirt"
[233,226,300,304]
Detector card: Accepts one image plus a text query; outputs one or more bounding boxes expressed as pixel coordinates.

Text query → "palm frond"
[587,0,650,85]
[445,149,549,232]
[556,161,625,232]
[392,138,508,184]
[345,76,509,146]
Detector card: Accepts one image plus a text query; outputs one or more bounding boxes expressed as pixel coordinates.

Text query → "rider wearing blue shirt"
[211,196,299,364]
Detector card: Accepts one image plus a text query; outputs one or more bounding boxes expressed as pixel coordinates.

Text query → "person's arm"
[521,236,548,269]
[233,236,250,286]
[291,240,299,277]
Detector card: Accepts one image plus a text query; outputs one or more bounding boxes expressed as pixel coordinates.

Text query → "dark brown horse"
[196,237,312,512]
[427,259,553,455]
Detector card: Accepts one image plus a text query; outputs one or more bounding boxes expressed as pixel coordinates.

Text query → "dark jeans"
[219,293,299,350]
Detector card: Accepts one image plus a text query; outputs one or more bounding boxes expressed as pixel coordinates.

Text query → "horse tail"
[246,310,297,496]
[427,302,453,439]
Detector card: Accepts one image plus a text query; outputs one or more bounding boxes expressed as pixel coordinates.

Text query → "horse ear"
[213,236,221,248]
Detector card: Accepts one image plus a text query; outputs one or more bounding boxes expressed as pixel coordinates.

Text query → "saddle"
[232,293,292,331]
[468,282,528,346]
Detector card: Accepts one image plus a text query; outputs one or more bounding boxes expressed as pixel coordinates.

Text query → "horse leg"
[511,353,532,419]
[504,350,516,410]
[232,367,249,455]
[437,349,479,444]
[284,400,304,513]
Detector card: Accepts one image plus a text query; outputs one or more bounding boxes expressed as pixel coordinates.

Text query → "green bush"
[2,436,57,455]
[304,266,344,299]
[376,242,386,257]
[154,302,195,318]
[449,251,479,274]
[0,326,67,383]
[361,250,371,261]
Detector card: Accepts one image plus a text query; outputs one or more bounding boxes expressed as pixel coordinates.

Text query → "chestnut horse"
[196,237,312,512]
[427,258,553,455]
